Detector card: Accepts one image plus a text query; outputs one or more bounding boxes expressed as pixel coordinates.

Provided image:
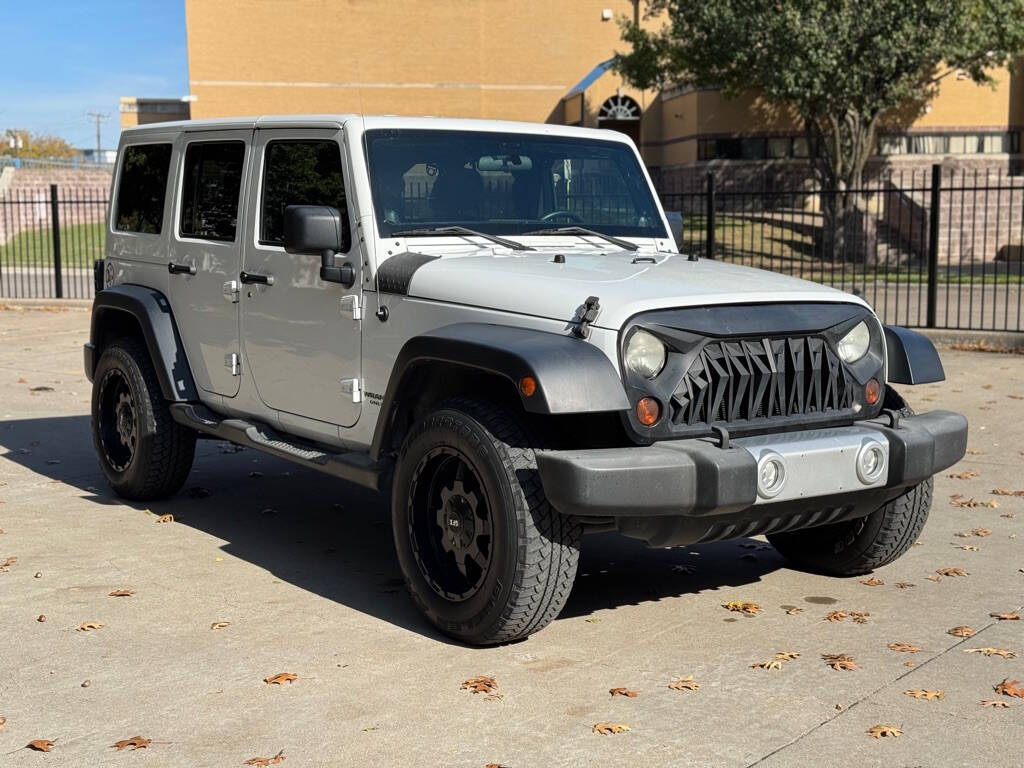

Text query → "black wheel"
[392,398,581,645]
[91,338,196,500]
[767,388,932,576]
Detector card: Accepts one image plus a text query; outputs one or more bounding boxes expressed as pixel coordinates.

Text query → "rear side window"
[115,143,172,234]
[260,140,347,245]
[180,141,246,241]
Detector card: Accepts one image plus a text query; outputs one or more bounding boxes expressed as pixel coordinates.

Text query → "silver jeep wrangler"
[85,115,967,644]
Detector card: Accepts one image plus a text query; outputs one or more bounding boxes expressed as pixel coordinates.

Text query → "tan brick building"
[181,0,1023,185]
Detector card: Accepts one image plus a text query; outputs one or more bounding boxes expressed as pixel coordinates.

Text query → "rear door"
[240,128,362,427]
[166,130,251,398]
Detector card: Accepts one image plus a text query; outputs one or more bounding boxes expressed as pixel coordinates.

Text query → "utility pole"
[86,111,109,160]
[633,0,640,25]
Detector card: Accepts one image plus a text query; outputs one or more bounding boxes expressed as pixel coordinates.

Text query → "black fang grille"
[671,336,854,427]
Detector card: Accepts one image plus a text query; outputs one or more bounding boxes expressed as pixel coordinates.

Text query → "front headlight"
[837,321,871,363]
[624,329,667,379]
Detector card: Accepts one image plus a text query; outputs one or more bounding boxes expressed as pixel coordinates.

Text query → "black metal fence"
[0,185,108,300]
[661,164,1024,332]
[3,169,1024,334]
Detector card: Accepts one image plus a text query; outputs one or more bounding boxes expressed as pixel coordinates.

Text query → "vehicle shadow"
[0,415,785,643]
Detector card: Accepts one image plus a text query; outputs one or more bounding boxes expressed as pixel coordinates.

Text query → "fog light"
[636,397,661,426]
[756,452,787,499]
[856,440,887,484]
[865,378,880,405]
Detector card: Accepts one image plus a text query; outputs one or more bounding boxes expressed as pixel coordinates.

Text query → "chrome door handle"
[239,271,275,286]
[168,262,196,275]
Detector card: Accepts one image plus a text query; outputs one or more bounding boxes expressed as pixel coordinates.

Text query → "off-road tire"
[767,389,932,576]
[91,338,196,500]
[392,398,581,645]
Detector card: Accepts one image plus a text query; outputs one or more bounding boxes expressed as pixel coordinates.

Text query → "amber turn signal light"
[636,397,661,426]
[864,378,880,405]
[519,376,537,397]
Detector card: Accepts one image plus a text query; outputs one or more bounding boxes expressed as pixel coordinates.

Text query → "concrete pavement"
[0,304,1022,767]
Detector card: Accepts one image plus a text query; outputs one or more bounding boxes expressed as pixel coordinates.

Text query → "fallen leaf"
[112,736,151,751]
[27,739,55,752]
[905,689,944,700]
[972,528,992,537]
[671,564,697,574]
[955,545,980,551]
[867,724,901,739]
[460,675,497,694]
[990,612,1020,621]
[822,653,858,671]
[949,470,979,480]
[775,651,800,660]
[850,611,870,624]
[592,722,630,735]
[949,495,999,509]
[668,674,700,691]
[263,673,297,685]
[888,643,922,653]
[108,589,134,597]
[965,648,1016,658]
[904,661,916,668]
[722,601,761,615]
[244,750,286,766]
[785,607,804,615]
[992,488,1024,496]
[981,700,1014,708]
[948,626,976,637]
[860,577,884,586]
[995,679,1024,698]
[894,582,916,589]
[77,621,103,632]
[609,687,638,698]
[0,556,17,570]
[210,621,231,630]
[825,611,848,622]
[751,659,784,670]
[0,715,5,731]
[936,567,969,577]
[584,617,601,624]
[926,574,943,583]
[155,514,174,524]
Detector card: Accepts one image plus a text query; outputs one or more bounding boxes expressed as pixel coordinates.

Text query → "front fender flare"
[371,323,629,459]
[86,284,198,401]
[883,325,945,385]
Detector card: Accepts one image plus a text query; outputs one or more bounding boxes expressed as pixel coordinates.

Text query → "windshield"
[364,129,666,239]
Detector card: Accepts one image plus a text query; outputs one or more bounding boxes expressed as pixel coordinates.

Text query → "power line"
[86,111,110,157]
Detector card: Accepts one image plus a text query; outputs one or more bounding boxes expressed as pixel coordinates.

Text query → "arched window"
[598,95,641,121]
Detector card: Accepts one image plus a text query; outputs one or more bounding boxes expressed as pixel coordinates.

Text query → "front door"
[240,128,362,428]
[166,130,251,398]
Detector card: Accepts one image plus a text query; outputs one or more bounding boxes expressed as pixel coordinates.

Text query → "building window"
[180,141,246,242]
[878,131,1020,156]
[598,95,641,121]
[260,140,348,246]
[114,143,172,234]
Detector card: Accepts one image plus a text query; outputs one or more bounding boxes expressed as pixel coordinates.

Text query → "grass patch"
[1,221,105,268]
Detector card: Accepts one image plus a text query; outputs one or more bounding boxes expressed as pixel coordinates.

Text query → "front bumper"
[536,410,967,520]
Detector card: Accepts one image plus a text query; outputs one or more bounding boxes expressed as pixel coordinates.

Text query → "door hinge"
[222,280,240,303]
[340,378,362,403]
[340,294,361,320]
[225,352,241,376]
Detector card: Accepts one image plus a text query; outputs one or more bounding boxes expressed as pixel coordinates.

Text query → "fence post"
[705,171,716,260]
[50,184,63,299]
[926,164,940,328]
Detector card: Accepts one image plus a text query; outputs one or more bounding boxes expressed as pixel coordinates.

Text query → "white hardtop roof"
[121,114,631,143]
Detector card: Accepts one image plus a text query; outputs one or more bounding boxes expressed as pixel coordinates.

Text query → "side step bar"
[170,403,389,491]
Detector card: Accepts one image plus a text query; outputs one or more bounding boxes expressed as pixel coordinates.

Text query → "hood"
[400,249,870,330]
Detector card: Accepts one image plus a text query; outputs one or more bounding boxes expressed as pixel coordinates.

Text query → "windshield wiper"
[391,226,534,251]
[521,226,639,251]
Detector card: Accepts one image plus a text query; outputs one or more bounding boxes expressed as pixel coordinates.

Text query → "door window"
[115,143,172,234]
[179,141,246,241]
[260,140,348,246]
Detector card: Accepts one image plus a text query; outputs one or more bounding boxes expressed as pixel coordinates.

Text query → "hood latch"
[571,296,601,339]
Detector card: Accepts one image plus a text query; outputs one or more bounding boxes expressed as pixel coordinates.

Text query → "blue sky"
[0,1,188,150]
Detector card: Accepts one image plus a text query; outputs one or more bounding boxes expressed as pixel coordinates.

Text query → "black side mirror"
[283,205,354,286]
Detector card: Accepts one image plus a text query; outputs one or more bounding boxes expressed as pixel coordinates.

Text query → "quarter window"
[180,141,246,241]
[115,143,172,234]
[260,140,348,246]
